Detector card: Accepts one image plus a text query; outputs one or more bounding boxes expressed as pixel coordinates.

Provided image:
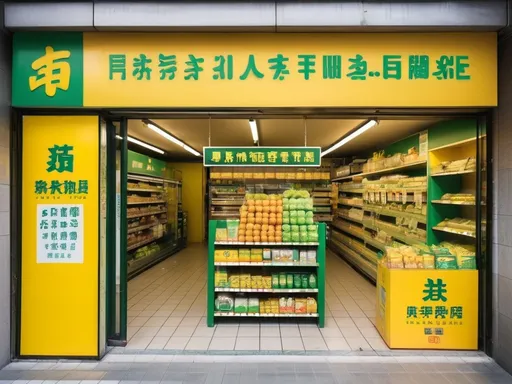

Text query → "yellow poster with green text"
[21,116,99,357]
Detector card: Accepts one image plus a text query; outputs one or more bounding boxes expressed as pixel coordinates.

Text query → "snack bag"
[306,297,318,313]
[295,298,307,314]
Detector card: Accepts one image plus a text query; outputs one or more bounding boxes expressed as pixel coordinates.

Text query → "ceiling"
[127,117,444,161]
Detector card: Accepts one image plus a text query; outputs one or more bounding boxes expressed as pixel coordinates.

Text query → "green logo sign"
[35,143,88,198]
[13,32,83,106]
[203,147,321,167]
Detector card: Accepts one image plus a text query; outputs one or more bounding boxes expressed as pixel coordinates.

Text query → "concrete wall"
[0,0,11,368]
[493,30,512,373]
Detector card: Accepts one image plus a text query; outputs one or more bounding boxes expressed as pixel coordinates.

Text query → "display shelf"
[337,213,363,224]
[338,198,363,207]
[431,169,476,177]
[211,200,244,206]
[431,200,475,206]
[127,210,167,219]
[364,205,427,224]
[127,200,166,205]
[208,219,326,328]
[214,262,319,266]
[331,160,427,182]
[128,222,161,234]
[428,136,478,152]
[333,232,378,265]
[128,188,163,193]
[432,226,476,238]
[363,220,426,247]
[214,288,318,293]
[214,241,319,246]
[127,235,162,252]
[128,174,164,184]
[339,188,364,194]
[214,312,319,318]
[331,221,365,241]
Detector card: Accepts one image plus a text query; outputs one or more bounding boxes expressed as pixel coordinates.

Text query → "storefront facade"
[3,0,512,373]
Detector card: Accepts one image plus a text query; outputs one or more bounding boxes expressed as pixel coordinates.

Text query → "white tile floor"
[127,243,387,352]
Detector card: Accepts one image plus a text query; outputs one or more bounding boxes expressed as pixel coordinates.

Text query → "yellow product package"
[214,269,228,287]
[251,275,262,289]
[307,297,318,314]
[262,276,272,289]
[228,275,240,288]
[270,298,280,314]
[251,248,263,262]
[239,249,251,262]
[239,274,251,288]
[215,249,239,262]
[295,298,307,314]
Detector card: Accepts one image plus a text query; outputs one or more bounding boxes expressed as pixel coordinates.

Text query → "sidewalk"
[1,353,511,383]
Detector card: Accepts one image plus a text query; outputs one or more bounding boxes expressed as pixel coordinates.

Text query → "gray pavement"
[1,354,511,383]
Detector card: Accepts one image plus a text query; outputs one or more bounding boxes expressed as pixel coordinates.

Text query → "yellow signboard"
[376,265,478,350]
[82,32,497,108]
[21,116,99,356]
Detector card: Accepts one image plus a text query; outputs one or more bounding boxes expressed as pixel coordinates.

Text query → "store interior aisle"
[127,244,387,352]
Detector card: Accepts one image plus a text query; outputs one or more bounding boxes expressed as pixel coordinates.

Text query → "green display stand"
[207,220,326,327]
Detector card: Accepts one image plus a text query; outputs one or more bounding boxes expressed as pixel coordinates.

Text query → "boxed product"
[214,249,239,263]
[263,248,272,262]
[307,250,317,264]
[262,276,272,289]
[272,274,279,289]
[251,248,263,262]
[215,268,228,287]
[300,250,308,264]
[215,220,228,241]
[239,249,251,262]
[240,274,251,288]
[234,297,248,313]
[251,275,263,289]
[228,274,240,288]
[248,297,259,313]
[293,274,302,289]
[308,274,317,289]
[279,273,287,289]
[215,294,234,312]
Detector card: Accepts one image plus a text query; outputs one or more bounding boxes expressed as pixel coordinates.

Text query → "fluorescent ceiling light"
[115,135,123,140]
[321,120,378,157]
[249,119,258,143]
[127,136,165,155]
[147,122,202,157]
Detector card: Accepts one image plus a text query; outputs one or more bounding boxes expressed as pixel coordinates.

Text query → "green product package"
[282,232,291,242]
[226,220,240,241]
[458,255,477,270]
[435,255,458,269]
[299,225,308,233]
[291,232,300,242]
[290,217,298,225]
[301,274,309,288]
[248,297,259,313]
[299,232,308,243]
[292,249,299,261]
[305,217,314,225]
[309,274,317,289]
[234,297,248,313]
[286,274,294,289]
[291,225,300,232]
[282,224,291,232]
[279,273,287,288]
[272,274,280,288]
[293,274,302,288]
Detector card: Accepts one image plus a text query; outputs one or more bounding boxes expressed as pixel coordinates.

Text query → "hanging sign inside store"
[12,32,497,108]
[128,150,167,178]
[376,266,478,349]
[203,147,321,167]
[21,116,99,356]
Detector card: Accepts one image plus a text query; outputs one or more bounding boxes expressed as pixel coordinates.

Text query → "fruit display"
[282,189,318,243]
[239,193,283,243]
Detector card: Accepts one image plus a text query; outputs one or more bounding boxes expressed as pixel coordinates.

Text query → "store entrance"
[109,114,490,354]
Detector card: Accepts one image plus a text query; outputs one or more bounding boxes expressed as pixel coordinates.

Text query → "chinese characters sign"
[21,116,99,357]
[127,150,167,177]
[376,267,478,350]
[203,147,321,167]
[13,32,497,107]
[37,204,84,263]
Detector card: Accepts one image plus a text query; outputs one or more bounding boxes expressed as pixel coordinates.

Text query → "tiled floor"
[2,355,512,384]
[126,243,383,352]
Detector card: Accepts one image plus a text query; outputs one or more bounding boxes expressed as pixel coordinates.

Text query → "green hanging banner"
[127,150,167,177]
[203,147,322,167]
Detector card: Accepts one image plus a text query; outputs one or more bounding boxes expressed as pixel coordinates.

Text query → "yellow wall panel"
[21,116,99,356]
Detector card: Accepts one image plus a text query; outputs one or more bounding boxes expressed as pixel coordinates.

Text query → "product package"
[263,248,272,262]
[248,297,260,313]
[295,298,307,314]
[234,296,248,313]
[214,249,239,263]
[306,297,318,313]
[226,220,240,241]
[250,248,263,262]
[239,249,251,262]
[214,268,228,287]
[215,220,228,241]
[215,294,234,312]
